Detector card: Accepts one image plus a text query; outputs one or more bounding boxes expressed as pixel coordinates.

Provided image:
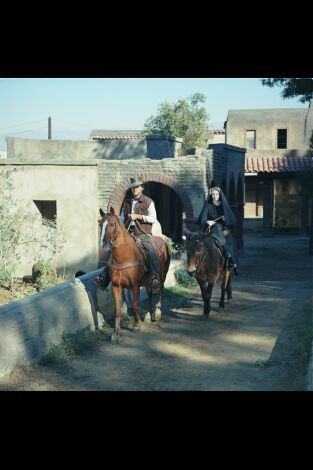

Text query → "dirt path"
[1,233,312,391]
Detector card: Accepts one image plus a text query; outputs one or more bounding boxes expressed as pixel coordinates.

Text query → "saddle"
[130,233,149,270]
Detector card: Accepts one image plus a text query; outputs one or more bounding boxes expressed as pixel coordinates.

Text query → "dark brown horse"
[184,228,233,316]
[99,207,171,342]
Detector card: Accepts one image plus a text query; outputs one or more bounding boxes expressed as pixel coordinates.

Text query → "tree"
[261,78,313,103]
[143,93,210,149]
[0,166,65,284]
[262,78,313,254]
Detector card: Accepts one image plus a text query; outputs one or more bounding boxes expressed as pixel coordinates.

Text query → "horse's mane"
[113,214,137,247]
[189,230,217,253]
[202,232,217,251]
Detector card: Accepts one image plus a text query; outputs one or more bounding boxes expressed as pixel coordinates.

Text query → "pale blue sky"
[0,78,308,151]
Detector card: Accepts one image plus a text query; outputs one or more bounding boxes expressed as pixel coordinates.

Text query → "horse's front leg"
[218,270,231,312]
[111,284,122,343]
[197,279,212,316]
[226,275,232,301]
[152,285,163,322]
[131,285,141,332]
[204,283,214,316]
[144,284,153,322]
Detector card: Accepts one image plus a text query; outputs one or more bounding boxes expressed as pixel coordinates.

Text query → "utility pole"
[48,116,51,139]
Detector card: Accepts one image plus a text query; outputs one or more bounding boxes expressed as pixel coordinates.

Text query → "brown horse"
[184,228,233,316]
[99,207,171,342]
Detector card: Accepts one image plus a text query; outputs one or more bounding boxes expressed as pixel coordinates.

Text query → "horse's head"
[183,228,206,276]
[99,207,121,248]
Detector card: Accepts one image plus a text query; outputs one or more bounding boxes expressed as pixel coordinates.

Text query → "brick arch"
[107,172,194,218]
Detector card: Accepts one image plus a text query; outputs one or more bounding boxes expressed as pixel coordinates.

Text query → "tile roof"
[245,155,313,173]
[91,135,143,140]
[209,129,225,134]
[89,130,143,140]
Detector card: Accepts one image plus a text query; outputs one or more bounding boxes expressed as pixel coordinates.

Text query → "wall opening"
[33,200,57,224]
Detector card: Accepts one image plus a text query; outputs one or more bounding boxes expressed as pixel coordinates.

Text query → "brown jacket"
[123,193,154,234]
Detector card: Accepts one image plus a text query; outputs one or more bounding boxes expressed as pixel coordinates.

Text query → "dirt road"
[1,232,312,391]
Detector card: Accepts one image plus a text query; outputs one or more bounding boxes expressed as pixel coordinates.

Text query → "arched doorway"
[121,182,183,243]
[143,182,183,242]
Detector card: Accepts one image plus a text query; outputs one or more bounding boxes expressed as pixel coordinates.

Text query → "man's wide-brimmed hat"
[129,177,143,188]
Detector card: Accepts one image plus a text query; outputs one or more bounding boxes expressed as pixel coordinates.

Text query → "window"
[246,130,256,149]
[277,129,287,149]
[33,200,57,225]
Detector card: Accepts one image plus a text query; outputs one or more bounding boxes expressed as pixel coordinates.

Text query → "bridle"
[101,217,122,248]
[195,242,207,275]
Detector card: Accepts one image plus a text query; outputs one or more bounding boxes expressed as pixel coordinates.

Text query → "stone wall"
[0,257,185,377]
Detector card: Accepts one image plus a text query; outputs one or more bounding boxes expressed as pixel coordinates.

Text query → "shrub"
[174,268,198,288]
[32,259,58,290]
[0,165,65,284]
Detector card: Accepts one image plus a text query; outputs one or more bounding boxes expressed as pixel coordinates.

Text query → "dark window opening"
[277,129,287,149]
[33,200,57,225]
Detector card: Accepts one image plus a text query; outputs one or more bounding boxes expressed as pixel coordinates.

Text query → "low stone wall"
[0,257,186,377]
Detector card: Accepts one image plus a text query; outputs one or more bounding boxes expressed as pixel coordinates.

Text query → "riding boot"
[94,267,111,290]
[221,247,237,269]
[149,267,161,289]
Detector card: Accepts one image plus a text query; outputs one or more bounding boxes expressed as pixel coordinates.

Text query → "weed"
[255,357,281,368]
[40,323,113,365]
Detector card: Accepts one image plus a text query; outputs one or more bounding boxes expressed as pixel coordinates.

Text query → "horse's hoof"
[143,313,151,323]
[203,313,210,319]
[132,323,141,332]
[111,333,120,343]
[153,310,161,322]
[218,307,224,313]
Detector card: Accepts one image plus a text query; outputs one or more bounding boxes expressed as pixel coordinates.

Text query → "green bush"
[174,268,198,288]
[32,259,58,290]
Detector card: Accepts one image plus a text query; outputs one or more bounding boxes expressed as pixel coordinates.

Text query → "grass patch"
[164,285,194,298]
[254,357,281,368]
[41,323,113,365]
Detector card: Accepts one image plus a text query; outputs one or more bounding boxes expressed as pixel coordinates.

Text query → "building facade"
[225,104,313,235]
[3,136,245,277]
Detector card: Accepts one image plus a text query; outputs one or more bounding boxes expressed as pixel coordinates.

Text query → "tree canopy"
[261,78,313,104]
[143,93,210,149]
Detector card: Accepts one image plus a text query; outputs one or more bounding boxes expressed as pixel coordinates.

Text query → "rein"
[195,247,207,275]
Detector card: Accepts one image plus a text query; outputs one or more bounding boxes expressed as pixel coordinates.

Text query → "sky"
[0,78,308,152]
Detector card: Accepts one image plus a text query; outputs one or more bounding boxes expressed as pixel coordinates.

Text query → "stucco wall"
[0,161,99,277]
[6,137,147,160]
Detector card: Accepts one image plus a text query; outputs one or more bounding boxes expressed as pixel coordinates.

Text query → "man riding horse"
[96,178,162,290]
